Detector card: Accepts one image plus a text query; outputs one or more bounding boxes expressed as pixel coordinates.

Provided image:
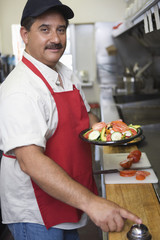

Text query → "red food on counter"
[119,149,150,181]
[119,149,142,169]
[120,158,133,169]
[120,169,150,181]
[127,154,140,163]
[136,173,146,180]
[127,149,141,163]
[130,150,141,158]
[135,171,150,181]
[136,170,150,177]
[119,170,137,177]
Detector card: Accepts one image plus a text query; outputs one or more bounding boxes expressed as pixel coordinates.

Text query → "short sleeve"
[0,92,49,154]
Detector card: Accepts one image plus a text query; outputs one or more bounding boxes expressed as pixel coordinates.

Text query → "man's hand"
[84,195,142,232]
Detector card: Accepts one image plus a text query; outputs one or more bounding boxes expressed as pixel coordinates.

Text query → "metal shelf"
[112,0,160,37]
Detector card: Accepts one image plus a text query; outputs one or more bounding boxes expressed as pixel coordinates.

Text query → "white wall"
[0,2,3,52]
[0,0,125,54]
[63,0,125,23]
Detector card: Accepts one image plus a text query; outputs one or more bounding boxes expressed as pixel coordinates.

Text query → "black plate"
[79,128,143,146]
[121,134,145,146]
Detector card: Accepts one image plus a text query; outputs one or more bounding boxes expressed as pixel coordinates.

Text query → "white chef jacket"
[0,51,90,229]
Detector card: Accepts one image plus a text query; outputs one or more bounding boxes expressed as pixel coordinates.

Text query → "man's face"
[21,11,67,69]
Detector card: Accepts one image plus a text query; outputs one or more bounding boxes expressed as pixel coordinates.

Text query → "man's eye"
[41,28,48,32]
[58,28,66,33]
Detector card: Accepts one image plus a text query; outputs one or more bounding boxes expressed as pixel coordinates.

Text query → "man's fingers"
[114,214,125,232]
[120,208,142,224]
[100,224,109,233]
[107,219,117,232]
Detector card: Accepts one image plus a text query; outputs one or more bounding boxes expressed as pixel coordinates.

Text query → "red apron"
[22,57,98,229]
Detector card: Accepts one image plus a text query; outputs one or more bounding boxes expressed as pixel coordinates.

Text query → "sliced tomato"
[111,120,129,132]
[92,122,106,131]
[120,170,136,177]
[136,170,150,177]
[106,133,112,141]
[120,159,133,169]
[129,127,137,136]
[127,154,140,163]
[136,173,146,180]
[130,150,141,158]
[83,129,93,139]
[135,170,150,180]
[127,150,141,163]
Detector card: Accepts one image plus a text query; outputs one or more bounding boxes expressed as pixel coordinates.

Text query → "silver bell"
[127,224,152,240]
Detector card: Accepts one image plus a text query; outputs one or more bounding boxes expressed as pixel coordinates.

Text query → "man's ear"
[20,26,29,44]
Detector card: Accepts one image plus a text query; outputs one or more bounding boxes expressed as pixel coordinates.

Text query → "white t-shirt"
[0,51,90,229]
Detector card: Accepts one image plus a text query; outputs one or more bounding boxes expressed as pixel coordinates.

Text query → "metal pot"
[123,76,135,94]
[123,76,144,94]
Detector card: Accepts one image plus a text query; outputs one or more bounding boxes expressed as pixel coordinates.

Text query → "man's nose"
[50,31,60,43]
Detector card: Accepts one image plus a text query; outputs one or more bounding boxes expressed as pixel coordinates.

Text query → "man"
[0,0,142,239]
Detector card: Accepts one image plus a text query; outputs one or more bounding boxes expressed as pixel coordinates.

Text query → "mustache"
[45,43,63,50]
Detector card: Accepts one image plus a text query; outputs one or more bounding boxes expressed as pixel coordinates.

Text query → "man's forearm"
[88,111,99,127]
[14,144,142,232]
[14,145,94,213]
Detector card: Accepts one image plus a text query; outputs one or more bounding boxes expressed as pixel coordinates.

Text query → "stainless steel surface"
[131,0,160,22]
[139,124,160,182]
[117,103,160,125]
[114,93,160,104]
[127,224,152,240]
[100,87,119,123]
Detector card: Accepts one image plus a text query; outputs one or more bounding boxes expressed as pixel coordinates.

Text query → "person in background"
[0,0,142,239]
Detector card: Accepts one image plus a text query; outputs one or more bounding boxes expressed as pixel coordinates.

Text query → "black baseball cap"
[21,0,74,25]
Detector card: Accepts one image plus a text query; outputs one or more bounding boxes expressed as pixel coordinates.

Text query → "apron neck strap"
[22,56,54,94]
[22,56,77,93]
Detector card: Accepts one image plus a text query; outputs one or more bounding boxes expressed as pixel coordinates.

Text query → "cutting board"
[103,152,151,170]
[105,168,158,184]
[103,152,158,184]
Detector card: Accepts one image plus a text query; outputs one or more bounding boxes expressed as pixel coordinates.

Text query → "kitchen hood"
[130,21,160,52]
[112,0,160,50]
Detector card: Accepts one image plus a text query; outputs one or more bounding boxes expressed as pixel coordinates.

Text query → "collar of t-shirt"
[23,51,73,92]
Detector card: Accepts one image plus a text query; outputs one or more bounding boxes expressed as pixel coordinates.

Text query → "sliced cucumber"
[123,130,132,137]
[88,130,100,141]
[111,132,122,141]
